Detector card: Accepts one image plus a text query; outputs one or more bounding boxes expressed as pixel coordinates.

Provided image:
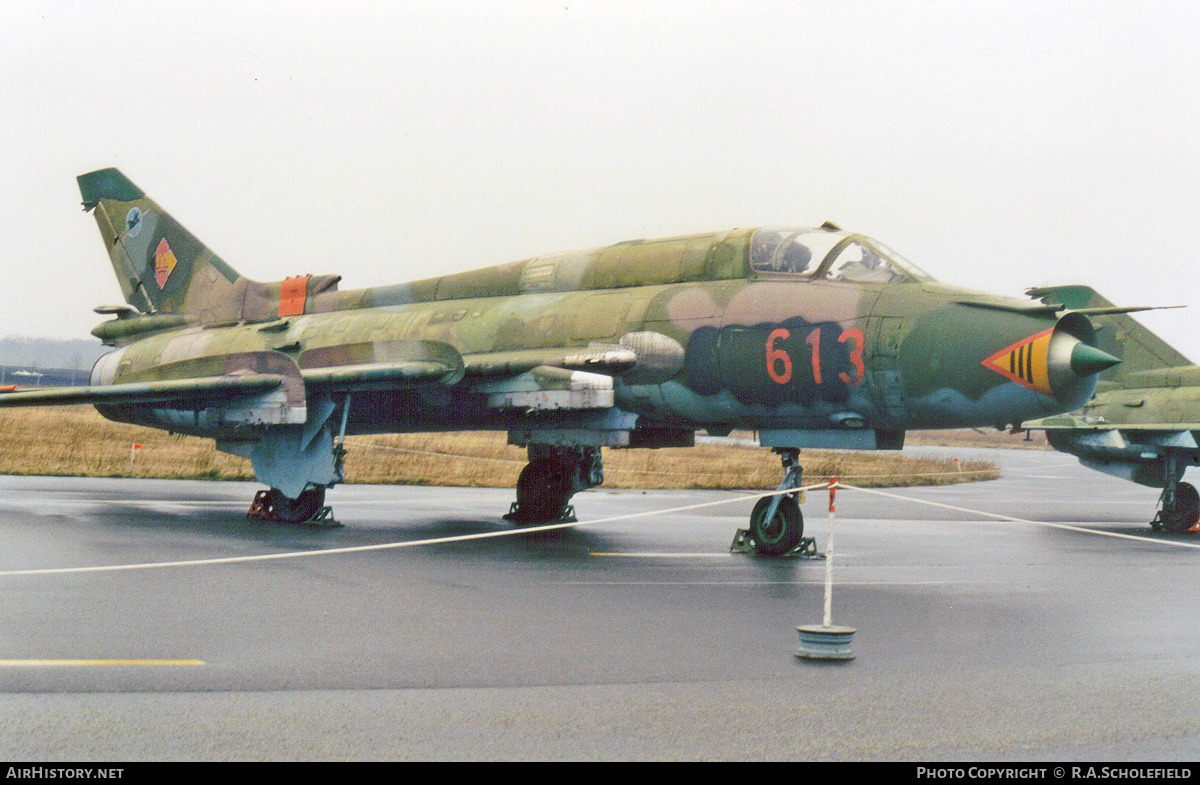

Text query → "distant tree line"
[0,336,109,371]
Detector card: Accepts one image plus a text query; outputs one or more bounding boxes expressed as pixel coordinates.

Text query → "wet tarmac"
[1,447,1198,760]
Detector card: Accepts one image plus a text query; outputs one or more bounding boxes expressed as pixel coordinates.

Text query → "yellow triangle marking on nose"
[981,327,1054,396]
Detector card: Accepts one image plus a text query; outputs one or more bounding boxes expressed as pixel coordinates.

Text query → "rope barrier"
[5,477,1195,579]
[0,482,829,578]
[838,481,1200,551]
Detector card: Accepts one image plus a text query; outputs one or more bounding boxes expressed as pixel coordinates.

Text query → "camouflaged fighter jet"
[0,169,1123,554]
[1023,286,1200,533]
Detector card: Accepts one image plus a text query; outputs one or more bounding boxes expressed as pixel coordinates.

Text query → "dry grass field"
[907,426,1050,450]
[0,406,999,490]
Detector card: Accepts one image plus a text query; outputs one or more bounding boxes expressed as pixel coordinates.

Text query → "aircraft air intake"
[982,312,1119,409]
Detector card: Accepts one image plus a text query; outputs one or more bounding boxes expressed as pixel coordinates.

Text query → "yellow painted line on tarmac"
[0,659,205,667]
[0,499,247,509]
[590,552,732,558]
[0,498,425,507]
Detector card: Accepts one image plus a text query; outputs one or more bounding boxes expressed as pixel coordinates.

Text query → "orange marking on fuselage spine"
[279,275,310,317]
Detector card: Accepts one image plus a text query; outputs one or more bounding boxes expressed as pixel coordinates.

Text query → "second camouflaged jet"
[1024,286,1200,533]
[0,169,1121,554]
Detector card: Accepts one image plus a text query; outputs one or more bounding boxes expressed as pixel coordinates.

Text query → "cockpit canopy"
[750,226,932,283]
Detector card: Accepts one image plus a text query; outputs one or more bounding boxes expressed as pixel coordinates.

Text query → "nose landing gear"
[749,494,803,555]
[1152,455,1200,533]
[735,448,812,557]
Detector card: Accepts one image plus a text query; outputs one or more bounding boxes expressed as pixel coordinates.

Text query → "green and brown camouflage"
[0,168,1124,547]
[1024,286,1200,532]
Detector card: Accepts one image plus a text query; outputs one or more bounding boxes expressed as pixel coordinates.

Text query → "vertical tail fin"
[1028,285,1192,379]
[77,168,245,320]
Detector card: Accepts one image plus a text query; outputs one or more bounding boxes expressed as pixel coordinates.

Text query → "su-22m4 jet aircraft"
[1024,286,1200,533]
[0,169,1122,554]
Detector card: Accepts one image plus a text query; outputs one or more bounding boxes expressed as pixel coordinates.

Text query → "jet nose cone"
[976,311,1116,411]
[1069,343,1121,377]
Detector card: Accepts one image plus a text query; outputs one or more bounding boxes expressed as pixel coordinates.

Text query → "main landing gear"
[248,486,338,525]
[740,448,808,556]
[242,393,350,527]
[1152,456,1200,533]
[505,445,604,525]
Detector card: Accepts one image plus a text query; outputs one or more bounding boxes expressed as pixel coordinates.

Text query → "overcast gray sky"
[3,1,1198,357]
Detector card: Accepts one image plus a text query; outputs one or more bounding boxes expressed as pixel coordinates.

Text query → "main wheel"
[1160,481,1200,533]
[749,495,803,556]
[514,460,573,524]
[267,487,326,523]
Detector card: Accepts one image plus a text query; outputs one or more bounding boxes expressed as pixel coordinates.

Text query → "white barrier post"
[796,477,856,660]
[823,476,836,626]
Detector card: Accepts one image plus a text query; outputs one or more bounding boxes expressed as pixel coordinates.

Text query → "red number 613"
[765,326,865,386]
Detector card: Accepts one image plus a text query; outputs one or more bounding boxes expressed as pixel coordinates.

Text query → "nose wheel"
[749,495,804,555]
[1154,479,1200,534]
[1150,453,1200,533]
[739,448,809,556]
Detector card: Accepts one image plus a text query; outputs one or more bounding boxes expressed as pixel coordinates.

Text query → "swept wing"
[0,373,283,409]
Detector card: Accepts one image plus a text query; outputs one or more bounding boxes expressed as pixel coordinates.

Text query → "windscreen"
[750,227,933,282]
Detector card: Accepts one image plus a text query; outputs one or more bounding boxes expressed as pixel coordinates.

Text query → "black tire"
[268,487,326,523]
[749,495,803,556]
[1161,482,1200,534]
[514,461,572,524]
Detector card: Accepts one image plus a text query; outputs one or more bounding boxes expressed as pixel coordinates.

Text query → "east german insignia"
[155,238,178,288]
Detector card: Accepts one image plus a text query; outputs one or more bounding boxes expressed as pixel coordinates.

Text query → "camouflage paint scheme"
[0,169,1121,543]
[1023,286,1200,532]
